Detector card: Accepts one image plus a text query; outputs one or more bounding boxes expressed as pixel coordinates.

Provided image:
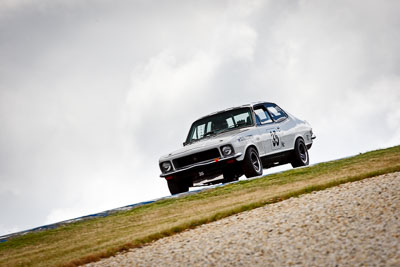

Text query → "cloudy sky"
[0,0,399,235]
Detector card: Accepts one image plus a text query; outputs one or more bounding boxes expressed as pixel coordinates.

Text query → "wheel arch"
[292,135,305,149]
[246,144,259,153]
[237,144,259,161]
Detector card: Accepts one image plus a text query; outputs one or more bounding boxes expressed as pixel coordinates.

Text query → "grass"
[0,145,399,266]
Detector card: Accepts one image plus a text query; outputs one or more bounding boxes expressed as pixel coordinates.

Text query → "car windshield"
[186,107,253,144]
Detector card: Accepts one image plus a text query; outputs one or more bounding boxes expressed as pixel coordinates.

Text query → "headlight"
[221,145,234,157]
[161,161,172,173]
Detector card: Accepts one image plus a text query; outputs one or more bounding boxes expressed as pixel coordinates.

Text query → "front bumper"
[160,152,242,178]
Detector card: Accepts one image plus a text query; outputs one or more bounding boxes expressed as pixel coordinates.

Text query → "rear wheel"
[167,179,189,195]
[291,138,309,168]
[242,147,263,178]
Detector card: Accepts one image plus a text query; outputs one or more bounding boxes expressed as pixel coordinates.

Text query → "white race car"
[159,102,315,195]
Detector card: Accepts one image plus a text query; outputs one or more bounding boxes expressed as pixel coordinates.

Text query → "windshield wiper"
[203,131,216,138]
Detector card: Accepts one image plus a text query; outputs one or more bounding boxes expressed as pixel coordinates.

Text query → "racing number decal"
[270,130,280,147]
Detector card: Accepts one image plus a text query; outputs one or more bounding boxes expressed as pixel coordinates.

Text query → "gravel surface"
[86,172,400,267]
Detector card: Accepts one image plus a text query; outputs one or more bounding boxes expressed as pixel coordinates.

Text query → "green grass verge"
[1,145,399,266]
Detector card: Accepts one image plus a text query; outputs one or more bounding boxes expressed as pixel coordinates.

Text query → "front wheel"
[167,179,189,195]
[291,138,309,168]
[242,147,263,178]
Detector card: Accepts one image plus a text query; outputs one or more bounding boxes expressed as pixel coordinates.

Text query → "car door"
[253,105,280,156]
[264,103,289,152]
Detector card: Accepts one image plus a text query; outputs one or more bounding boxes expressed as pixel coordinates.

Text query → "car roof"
[196,101,274,120]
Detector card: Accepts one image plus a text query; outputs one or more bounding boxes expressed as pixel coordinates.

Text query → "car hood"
[160,128,249,160]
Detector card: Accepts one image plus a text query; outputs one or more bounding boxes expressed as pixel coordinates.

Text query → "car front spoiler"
[160,152,242,178]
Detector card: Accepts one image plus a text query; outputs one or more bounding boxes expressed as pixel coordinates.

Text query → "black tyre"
[242,147,263,178]
[291,138,309,168]
[167,179,189,195]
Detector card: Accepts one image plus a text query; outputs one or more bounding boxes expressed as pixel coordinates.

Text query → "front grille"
[173,148,220,169]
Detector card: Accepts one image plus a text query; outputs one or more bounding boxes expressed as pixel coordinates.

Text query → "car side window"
[254,107,273,125]
[265,104,288,122]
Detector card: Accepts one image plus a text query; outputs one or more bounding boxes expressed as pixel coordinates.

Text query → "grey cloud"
[0,0,399,235]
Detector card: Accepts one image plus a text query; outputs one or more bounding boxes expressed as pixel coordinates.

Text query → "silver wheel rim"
[250,152,261,172]
[299,143,308,163]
